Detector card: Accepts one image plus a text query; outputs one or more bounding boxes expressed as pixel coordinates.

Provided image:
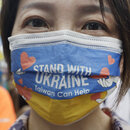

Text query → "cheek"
[11,14,25,36]
[11,23,22,36]
[11,23,19,36]
[11,25,26,36]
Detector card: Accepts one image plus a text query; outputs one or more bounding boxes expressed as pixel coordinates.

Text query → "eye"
[82,21,107,30]
[23,17,49,28]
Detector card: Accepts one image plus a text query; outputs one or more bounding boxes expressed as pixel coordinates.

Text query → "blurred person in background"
[0,86,16,130]
[0,15,16,129]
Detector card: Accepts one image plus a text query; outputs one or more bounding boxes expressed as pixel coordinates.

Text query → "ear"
[119,55,123,74]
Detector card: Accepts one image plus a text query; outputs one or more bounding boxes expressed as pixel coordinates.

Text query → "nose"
[55,21,74,31]
[54,15,74,31]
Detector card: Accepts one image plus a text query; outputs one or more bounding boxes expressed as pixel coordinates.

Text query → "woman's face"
[10,0,123,125]
[12,0,119,38]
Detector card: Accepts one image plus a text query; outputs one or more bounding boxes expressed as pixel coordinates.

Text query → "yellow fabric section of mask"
[27,90,107,125]
[13,79,108,125]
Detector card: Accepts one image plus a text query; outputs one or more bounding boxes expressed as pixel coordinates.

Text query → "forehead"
[18,0,109,10]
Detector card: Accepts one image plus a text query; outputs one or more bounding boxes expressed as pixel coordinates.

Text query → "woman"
[0,0,130,130]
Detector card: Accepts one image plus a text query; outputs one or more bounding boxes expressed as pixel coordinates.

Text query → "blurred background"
[0,0,29,117]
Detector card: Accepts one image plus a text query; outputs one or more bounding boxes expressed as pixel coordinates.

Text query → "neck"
[28,107,112,130]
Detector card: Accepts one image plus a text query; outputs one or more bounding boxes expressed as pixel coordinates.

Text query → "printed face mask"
[9,30,122,125]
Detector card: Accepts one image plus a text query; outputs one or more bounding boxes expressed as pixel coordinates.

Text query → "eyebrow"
[77,5,112,15]
[22,2,55,11]
[22,2,112,16]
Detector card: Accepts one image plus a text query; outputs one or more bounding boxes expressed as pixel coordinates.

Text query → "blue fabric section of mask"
[11,42,121,100]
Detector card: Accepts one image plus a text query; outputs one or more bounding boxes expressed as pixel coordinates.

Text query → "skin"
[12,0,121,130]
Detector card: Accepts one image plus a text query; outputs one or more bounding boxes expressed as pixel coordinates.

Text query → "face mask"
[9,30,122,125]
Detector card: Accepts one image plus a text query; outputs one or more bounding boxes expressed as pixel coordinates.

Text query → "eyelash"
[22,17,108,32]
[82,21,108,31]
[22,16,49,28]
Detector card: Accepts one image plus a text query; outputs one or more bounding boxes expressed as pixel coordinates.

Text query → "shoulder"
[112,113,130,130]
[9,110,30,130]
[121,123,130,130]
[102,108,130,130]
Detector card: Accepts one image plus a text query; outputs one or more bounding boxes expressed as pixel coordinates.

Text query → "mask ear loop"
[119,54,124,74]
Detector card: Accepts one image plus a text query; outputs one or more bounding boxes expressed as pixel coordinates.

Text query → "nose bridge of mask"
[9,30,122,53]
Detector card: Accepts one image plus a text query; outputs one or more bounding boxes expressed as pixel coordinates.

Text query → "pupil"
[33,19,43,27]
[89,23,99,30]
